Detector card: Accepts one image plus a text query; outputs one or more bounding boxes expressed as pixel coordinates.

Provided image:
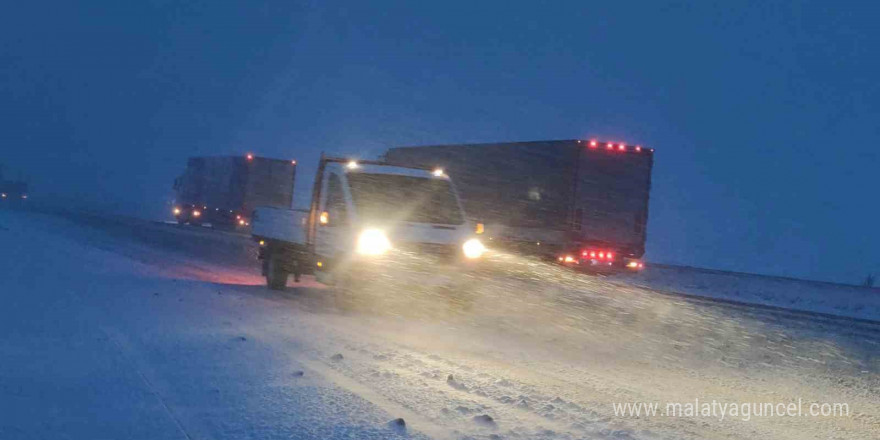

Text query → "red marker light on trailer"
[607,143,614,150]
[618,144,625,151]
[291,160,297,165]
[590,251,596,258]
[246,154,254,160]
[589,140,598,148]
[607,252,613,260]
[598,252,605,259]
[635,146,642,152]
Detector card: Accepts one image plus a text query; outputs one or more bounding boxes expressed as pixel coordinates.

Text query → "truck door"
[315,169,351,261]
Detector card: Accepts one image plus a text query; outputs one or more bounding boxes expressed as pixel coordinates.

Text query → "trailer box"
[384,140,654,262]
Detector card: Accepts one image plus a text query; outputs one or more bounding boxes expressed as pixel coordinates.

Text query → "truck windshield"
[347,173,464,225]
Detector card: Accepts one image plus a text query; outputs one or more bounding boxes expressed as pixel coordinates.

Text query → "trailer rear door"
[574,148,652,256]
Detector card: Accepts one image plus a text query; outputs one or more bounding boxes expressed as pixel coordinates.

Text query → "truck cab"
[252,157,486,290]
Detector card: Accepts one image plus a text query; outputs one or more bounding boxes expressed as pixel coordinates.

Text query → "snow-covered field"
[613,264,880,322]
[1,208,878,439]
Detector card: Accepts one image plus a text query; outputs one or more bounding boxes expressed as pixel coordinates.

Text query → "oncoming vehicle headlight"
[462,238,486,259]
[356,229,391,255]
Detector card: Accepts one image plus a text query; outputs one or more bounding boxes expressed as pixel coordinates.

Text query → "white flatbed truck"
[251,156,486,290]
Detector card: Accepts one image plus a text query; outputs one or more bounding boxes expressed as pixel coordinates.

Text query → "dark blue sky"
[2,1,877,284]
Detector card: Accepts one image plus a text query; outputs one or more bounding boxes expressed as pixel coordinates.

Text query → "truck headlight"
[462,238,486,259]
[356,229,391,255]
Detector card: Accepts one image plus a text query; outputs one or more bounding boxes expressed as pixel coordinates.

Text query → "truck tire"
[266,255,288,290]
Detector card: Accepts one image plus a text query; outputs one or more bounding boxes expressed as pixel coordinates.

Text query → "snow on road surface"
[1,209,878,439]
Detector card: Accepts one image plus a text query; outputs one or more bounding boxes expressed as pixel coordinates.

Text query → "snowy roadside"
[612,264,880,322]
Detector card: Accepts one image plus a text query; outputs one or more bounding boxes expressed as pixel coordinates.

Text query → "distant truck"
[0,181,28,203]
[384,140,654,271]
[0,165,28,204]
[172,154,296,228]
[251,155,486,290]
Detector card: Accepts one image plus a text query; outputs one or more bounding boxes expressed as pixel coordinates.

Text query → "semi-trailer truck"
[251,155,486,290]
[384,139,654,271]
[172,154,296,228]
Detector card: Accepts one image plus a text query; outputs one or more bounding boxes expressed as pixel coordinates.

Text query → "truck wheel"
[266,255,288,290]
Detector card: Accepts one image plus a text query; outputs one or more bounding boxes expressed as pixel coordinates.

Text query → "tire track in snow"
[100,327,195,440]
[268,317,628,440]
[296,356,455,440]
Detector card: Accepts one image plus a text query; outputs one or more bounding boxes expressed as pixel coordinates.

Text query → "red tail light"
[618,144,625,151]
[589,140,598,148]
[584,249,616,260]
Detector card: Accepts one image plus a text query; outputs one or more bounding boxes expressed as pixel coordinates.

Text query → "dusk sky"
[2,1,877,284]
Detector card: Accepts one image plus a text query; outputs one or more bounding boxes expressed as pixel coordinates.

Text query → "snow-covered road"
[1,209,877,439]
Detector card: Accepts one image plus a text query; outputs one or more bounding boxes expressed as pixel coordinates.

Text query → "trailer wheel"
[266,255,288,290]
